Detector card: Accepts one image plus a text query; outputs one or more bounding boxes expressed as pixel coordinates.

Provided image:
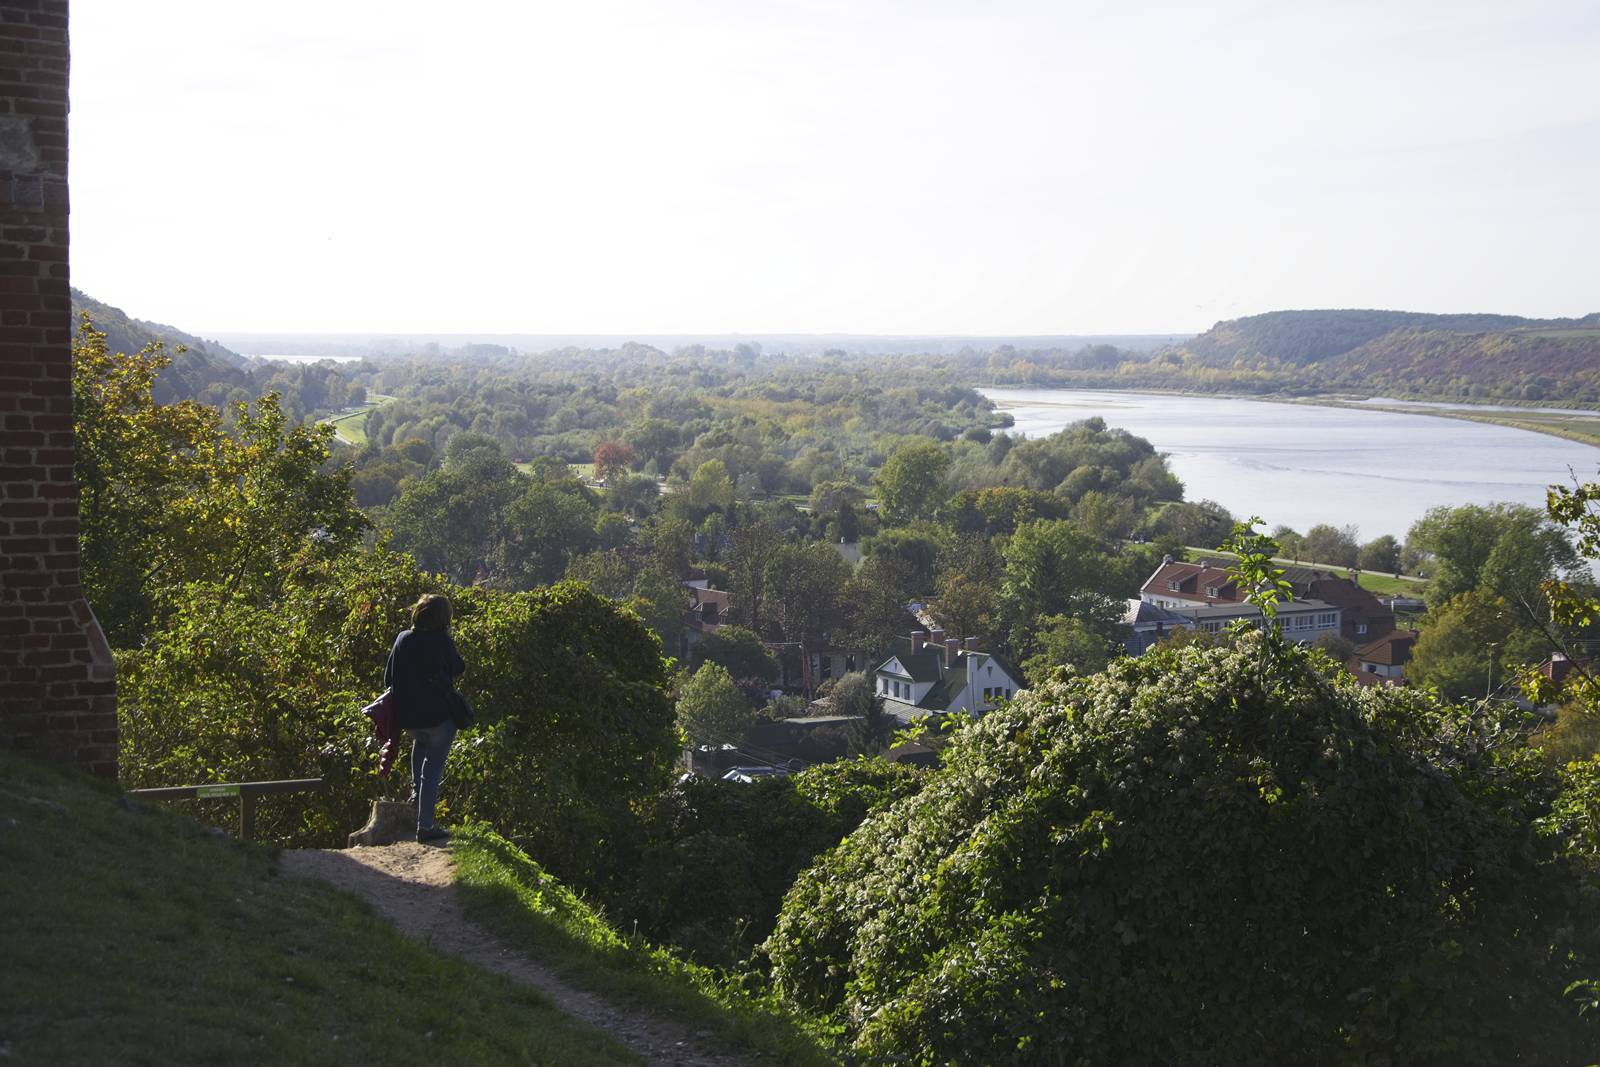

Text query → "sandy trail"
[279,842,746,1066]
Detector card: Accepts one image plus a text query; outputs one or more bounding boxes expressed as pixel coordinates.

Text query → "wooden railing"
[125,778,324,840]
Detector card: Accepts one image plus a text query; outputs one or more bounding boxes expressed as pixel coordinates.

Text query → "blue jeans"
[408,720,457,831]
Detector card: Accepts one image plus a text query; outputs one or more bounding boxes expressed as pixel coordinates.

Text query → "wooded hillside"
[1172,308,1600,401]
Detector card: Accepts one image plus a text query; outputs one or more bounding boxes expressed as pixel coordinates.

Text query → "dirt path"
[280,843,746,1067]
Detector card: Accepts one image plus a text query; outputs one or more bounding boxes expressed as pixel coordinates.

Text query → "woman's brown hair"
[410,593,452,632]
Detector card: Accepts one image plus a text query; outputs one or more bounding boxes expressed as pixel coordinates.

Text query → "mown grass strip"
[0,751,639,1067]
[451,826,842,1066]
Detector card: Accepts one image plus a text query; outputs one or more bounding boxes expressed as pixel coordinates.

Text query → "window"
[1205,585,1219,597]
[1316,613,1337,628]
[879,677,888,694]
[1355,623,1368,635]
[1365,663,1378,674]
[1167,580,1180,592]
[982,687,992,702]
[1005,688,1013,700]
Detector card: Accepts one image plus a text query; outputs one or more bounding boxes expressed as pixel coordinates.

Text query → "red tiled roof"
[1141,561,1242,603]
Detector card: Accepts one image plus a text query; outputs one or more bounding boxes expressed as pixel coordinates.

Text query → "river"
[980,388,1600,541]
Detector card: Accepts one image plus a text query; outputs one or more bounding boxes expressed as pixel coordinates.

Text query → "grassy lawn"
[452,827,841,1066]
[323,393,394,448]
[1181,546,1425,597]
[1352,571,1424,596]
[0,751,639,1066]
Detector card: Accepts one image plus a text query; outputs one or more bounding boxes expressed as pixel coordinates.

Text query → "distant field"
[323,393,393,447]
[1526,329,1600,339]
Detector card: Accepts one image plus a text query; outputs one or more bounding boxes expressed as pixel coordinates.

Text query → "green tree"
[828,671,894,754]
[1407,589,1544,701]
[999,519,1123,657]
[449,580,679,898]
[626,567,689,653]
[385,451,523,584]
[677,661,755,747]
[726,519,783,631]
[934,572,1003,652]
[1150,500,1235,549]
[491,480,598,588]
[606,473,660,519]
[1407,502,1577,612]
[842,555,917,657]
[766,542,852,646]
[1357,534,1402,573]
[874,439,950,525]
[1300,523,1359,567]
[74,319,369,645]
[865,524,945,594]
[687,458,736,513]
[1072,489,1138,541]
[696,625,781,683]
[1020,614,1116,682]
[563,549,634,599]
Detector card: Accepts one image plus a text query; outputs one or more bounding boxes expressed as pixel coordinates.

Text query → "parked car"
[720,766,789,784]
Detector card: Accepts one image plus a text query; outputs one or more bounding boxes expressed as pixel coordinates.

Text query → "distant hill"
[69,291,367,418]
[1173,308,1600,402]
[71,289,254,404]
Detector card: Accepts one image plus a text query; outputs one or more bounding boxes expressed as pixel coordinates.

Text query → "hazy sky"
[68,0,1600,335]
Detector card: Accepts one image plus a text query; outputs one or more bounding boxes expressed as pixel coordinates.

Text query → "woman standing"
[383,593,466,844]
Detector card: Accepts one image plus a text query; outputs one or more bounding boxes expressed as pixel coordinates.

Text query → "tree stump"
[347,800,415,847]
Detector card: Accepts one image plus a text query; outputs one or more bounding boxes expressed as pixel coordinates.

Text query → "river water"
[980,387,1600,541]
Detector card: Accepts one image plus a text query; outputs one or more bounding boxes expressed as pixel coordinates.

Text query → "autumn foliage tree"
[592,439,637,483]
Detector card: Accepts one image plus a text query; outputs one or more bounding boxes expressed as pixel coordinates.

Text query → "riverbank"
[1275,395,1600,449]
[976,381,1600,449]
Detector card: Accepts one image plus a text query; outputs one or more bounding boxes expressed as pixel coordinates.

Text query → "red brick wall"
[0,0,117,776]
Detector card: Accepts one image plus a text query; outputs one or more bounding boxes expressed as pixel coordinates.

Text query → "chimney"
[945,638,960,667]
[910,630,926,653]
[964,636,978,650]
[928,627,945,646]
[1162,554,1174,565]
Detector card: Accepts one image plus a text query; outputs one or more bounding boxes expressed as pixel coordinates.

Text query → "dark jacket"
[383,628,466,730]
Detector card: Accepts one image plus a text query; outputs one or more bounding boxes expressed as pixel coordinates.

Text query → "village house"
[1139,558,1391,645]
[1172,599,1343,643]
[1349,629,1417,686]
[873,630,1024,723]
[1122,598,1196,655]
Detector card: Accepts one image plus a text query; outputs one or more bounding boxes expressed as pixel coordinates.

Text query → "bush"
[448,580,679,899]
[625,757,927,965]
[117,546,437,845]
[765,633,1600,1064]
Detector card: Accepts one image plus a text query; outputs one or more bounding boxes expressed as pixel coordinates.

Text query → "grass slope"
[0,751,638,1066]
[324,393,394,448]
[452,827,842,1065]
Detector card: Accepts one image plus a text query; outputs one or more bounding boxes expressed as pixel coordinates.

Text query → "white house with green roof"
[874,629,1023,722]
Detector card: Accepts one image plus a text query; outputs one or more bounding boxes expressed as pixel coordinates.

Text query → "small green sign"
[196,784,240,799]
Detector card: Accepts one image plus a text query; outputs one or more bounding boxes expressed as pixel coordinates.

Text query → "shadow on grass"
[0,751,640,1067]
[451,827,844,1066]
